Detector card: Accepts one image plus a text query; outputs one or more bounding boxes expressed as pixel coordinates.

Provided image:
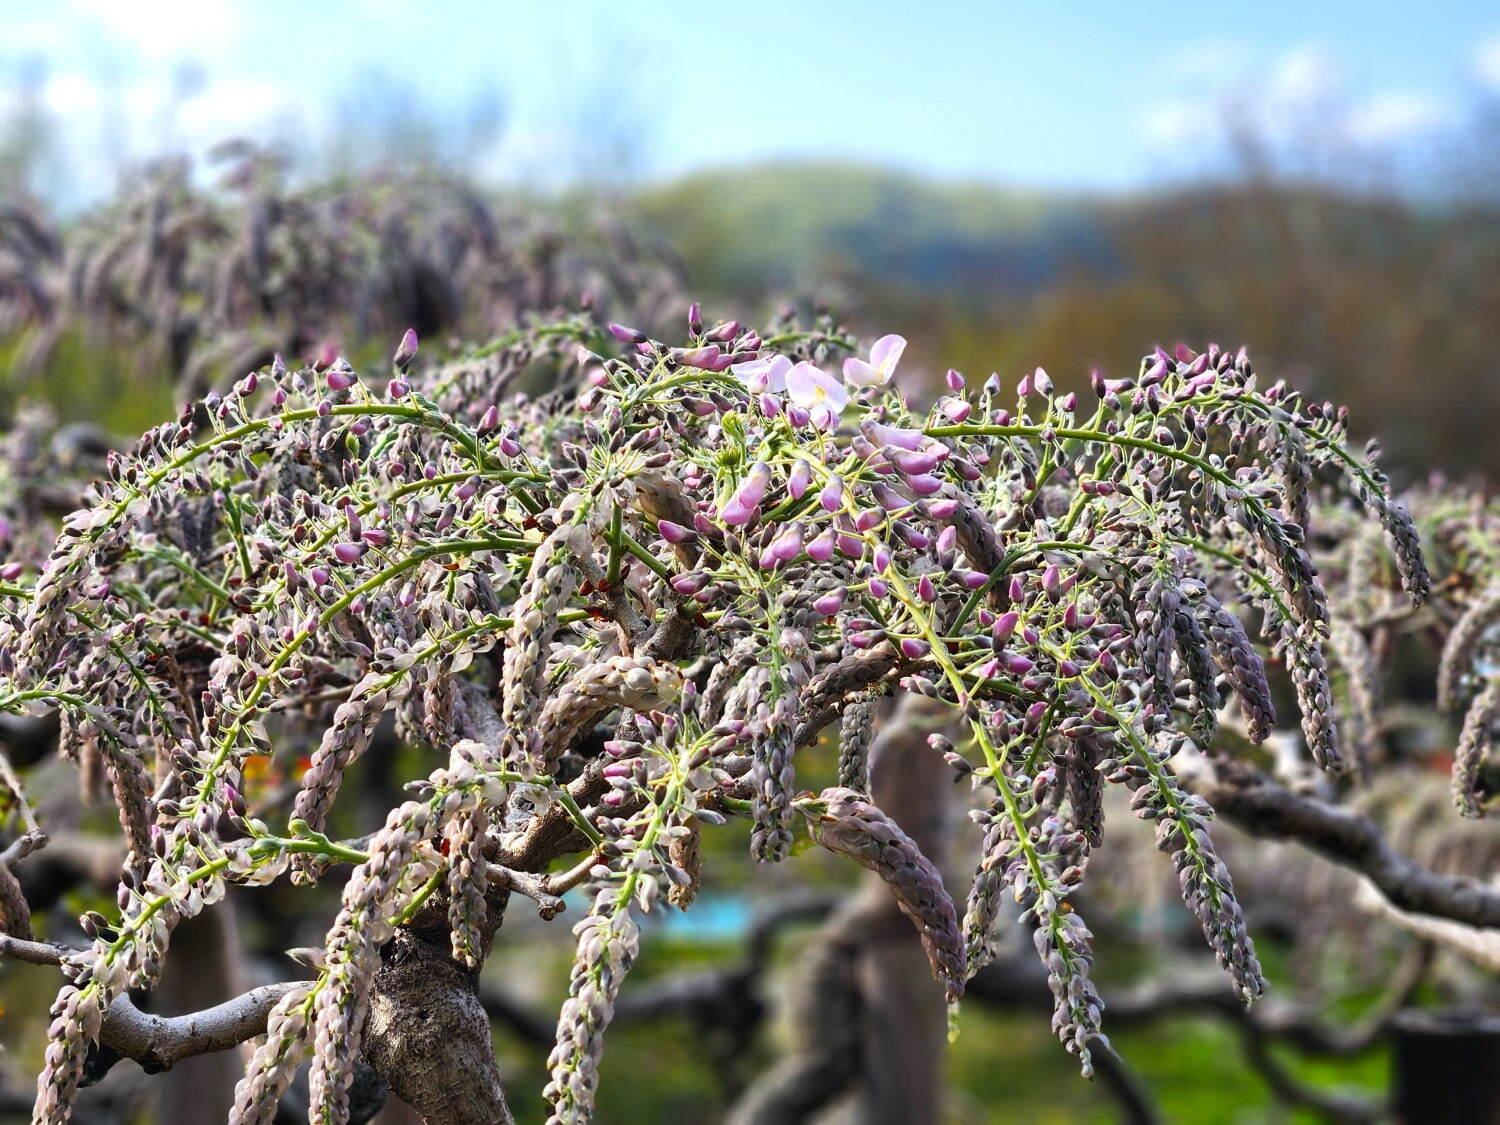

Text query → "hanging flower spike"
[843,334,907,388]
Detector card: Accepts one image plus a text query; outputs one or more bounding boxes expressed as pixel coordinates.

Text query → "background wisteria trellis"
[5,285,1497,1125]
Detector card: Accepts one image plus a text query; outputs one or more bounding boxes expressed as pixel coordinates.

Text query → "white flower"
[842,334,906,388]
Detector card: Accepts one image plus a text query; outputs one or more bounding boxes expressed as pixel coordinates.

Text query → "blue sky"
[5,0,1499,201]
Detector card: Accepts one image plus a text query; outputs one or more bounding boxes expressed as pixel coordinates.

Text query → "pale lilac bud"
[939,397,972,423]
[888,447,945,475]
[872,484,911,512]
[609,323,647,344]
[671,572,710,595]
[764,526,803,566]
[334,542,367,564]
[0,562,22,580]
[903,473,944,496]
[735,462,772,509]
[327,364,357,391]
[688,302,702,333]
[806,529,837,561]
[1033,367,1053,395]
[1042,565,1062,600]
[720,497,756,527]
[992,611,1020,641]
[310,566,331,587]
[819,476,844,512]
[895,522,930,549]
[479,405,500,433]
[388,379,410,399]
[899,638,931,659]
[922,497,959,520]
[393,328,419,369]
[814,590,845,616]
[861,419,924,451]
[658,520,696,544]
[855,508,883,532]
[946,368,965,391]
[672,345,721,369]
[788,459,813,499]
[869,577,890,597]
[917,575,937,602]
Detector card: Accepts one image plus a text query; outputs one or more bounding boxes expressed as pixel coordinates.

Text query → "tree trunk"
[844,696,952,1125]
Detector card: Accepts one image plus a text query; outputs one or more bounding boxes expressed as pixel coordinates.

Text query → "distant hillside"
[633,161,1117,300]
[630,161,1500,481]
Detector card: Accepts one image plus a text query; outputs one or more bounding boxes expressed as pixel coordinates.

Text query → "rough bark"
[1191,760,1500,927]
[846,695,951,1125]
[363,929,513,1125]
[362,872,517,1125]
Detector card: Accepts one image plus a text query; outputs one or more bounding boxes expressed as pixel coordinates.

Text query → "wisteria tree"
[1,308,1498,1124]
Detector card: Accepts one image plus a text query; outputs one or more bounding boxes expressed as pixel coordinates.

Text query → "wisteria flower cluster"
[0,305,1432,1122]
[0,144,682,396]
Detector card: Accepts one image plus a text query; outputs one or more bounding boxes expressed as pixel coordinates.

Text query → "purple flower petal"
[785,362,847,414]
[734,462,772,509]
[788,459,813,499]
[813,590,845,616]
[869,334,906,374]
[899,637,930,659]
[842,357,882,388]
[860,419,924,451]
[806,529,837,561]
[733,354,791,393]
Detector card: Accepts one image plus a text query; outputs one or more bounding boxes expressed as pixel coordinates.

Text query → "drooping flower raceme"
[0,308,1431,1122]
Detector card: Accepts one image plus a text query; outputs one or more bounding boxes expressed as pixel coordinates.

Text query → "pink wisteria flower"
[842,334,907,388]
[786,361,847,429]
[732,354,791,393]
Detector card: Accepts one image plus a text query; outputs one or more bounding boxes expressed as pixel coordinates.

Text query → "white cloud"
[1162,39,1251,83]
[1141,41,1456,157]
[1266,43,1341,107]
[1345,92,1453,144]
[1140,101,1220,148]
[1475,34,1500,91]
[69,0,248,63]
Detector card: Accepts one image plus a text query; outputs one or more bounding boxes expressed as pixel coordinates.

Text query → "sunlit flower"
[732,354,791,393]
[843,334,906,388]
[785,361,847,419]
